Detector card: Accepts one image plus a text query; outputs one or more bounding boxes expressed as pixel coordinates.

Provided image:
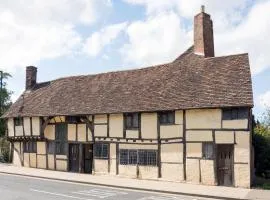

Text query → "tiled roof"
[2,47,253,118]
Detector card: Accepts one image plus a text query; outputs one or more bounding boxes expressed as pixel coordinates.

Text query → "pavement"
[0,164,269,200]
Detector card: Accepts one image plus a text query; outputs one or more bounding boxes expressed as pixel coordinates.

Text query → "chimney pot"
[194,6,215,57]
[201,5,205,13]
[25,66,37,90]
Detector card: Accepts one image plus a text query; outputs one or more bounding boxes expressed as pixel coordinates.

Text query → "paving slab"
[0,164,269,200]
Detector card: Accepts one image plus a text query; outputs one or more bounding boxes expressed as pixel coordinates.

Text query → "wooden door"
[217,144,234,186]
[69,144,80,172]
[84,144,93,174]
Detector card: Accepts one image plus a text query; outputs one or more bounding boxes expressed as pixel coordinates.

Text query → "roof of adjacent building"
[2,46,253,118]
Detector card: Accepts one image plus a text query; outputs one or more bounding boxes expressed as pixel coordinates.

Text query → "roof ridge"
[205,52,248,60]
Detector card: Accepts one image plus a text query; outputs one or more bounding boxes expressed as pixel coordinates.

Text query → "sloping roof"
[2,46,253,118]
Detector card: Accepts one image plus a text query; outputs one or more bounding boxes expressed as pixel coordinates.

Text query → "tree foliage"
[253,108,270,178]
[0,72,13,137]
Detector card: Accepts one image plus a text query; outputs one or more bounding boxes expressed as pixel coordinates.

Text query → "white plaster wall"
[48,154,55,170]
[30,153,37,168]
[94,159,108,173]
[37,142,46,154]
[7,118,14,136]
[141,113,157,139]
[126,130,139,138]
[222,119,248,129]
[44,125,55,140]
[175,110,183,124]
[56,160,67,171]
[161,143,183,163]
[187,143,202,158]
[119,165,137,178]
[110,143,116,175]
[200,160,215,185]
[186,131,213,142]
[234,164,250,188]
[68,124,76,141]
[138,166,158,180]
[23,153,30,167]
[161,163,184,181]
[15,126,23,136]
[186,109,222,129]
[24,117,31,136]
[32,117,40,136]
[109,114,123,138]
[37,155,46,169]
[215,131,234,144]
[160,125,183,138]
[78,124,86,142]
[94,125,107,137]
[234,131,250,163]
[94,115,107,123]
[186,159,200,183]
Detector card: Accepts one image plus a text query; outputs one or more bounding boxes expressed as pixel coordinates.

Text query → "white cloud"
[121,11,192,67]
[258,91,270,109]
[0,0,111,72]
[122,0,270,75]
[83,22,128,57]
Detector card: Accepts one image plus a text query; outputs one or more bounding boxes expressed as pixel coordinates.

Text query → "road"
[0,173,222,200]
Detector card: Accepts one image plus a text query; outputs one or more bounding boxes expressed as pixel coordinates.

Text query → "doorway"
[69,144,80,172]
[217,144,234,186]
[83,144,93,174]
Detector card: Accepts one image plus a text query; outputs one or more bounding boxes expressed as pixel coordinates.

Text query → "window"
[202,143,214,159]
[94,143,109,159]
[24,141,37,153]
[222,108,249,120]
[159,111,174,125]
[66,116,83,123]
[125,113,139,129]
[119,149,157,166]
[48,141,55,154]
[55,124,67,155]
[14,117,23,126]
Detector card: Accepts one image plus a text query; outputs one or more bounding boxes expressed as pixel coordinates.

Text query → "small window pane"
[126,115,132,128]
[94,143,108,159]
[222,109,232,120]
[129,150,137,165]
[238,108,249,119]
[203,143,214,159]
[147,150,157,166]
[159,111,174,125]
[231,109,238,120]
[120,149,128,165]
[132,113,139,128]
[48,141,55,154]
[138,150,147,165]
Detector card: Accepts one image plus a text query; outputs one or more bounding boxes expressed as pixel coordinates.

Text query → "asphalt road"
[0,174,222,200]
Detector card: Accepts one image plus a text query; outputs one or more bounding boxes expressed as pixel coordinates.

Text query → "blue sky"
[1,0,270,120]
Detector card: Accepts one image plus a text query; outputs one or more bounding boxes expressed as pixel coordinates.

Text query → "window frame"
[222,107,249,120]
[119,149,157,166]
[124,113,139,130]
[202,142,214,160]
[159,111,175,125]
[66,116,83,124]
[94,143,109,159]
[23,141,37,153]
[14,117,23,126]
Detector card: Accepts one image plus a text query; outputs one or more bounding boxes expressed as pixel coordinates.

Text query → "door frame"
[216,144,234,186]
[68,142,94,174]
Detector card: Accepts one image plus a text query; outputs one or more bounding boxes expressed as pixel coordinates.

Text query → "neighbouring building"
[2,7,253,188]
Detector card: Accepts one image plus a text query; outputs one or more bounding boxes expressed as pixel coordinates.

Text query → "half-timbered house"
[2,7,254,188]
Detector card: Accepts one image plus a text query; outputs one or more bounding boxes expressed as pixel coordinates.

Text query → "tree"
[0,72,13,137]
[253,108,270,178]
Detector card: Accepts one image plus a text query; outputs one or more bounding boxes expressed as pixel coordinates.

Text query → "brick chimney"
[194,5,215,57]
[25,66,37,90]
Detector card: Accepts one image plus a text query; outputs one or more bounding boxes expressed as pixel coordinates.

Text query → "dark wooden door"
[217,144,234,186]
[69,144,80,172]
[84,144,93,174]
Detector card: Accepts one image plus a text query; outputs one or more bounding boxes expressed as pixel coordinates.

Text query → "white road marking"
[72,188,128,198]
[30,188,94,200]
[138,196,201,200]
